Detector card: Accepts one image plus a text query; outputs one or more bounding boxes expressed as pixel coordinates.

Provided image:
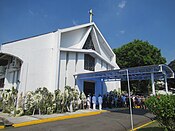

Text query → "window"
[83,35,95,50]
[84,54,95,71]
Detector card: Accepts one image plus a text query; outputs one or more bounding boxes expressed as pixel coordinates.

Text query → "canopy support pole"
[101,78,104,95]
[126,69,134,131]
[164,74,168,93]
[151,73,156,95]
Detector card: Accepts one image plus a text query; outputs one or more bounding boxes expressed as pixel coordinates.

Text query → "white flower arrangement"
[1,86,87,116]
[1,87,18,115]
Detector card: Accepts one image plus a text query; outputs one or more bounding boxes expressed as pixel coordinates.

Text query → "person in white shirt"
[92,94,96,110]
[98,94,103,110]
[86,95,91,109]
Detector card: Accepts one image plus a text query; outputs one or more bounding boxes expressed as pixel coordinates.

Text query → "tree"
[168,60,175,71]
[113,39,166,68]
[113,40,166,94]
[168,60,175,89]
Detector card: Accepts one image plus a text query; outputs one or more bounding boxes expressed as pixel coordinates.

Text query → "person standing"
[121,95,126,107]
[86,95,91,109]
[114,95,118,108]
[92,94,96,110]
[98,94,103,110]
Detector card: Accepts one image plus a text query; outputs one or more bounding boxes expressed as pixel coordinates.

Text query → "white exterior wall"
[76,53,84,73]
[4,71,14,89]
[59,51,66,91]
[1,32,60,93]
[4,69,20,90]
[103,81,121,94]
[59,52,85,91]
[101,61,106,70]
[60,28,88,48]
[95,58,102,71]
[66,52,76,88]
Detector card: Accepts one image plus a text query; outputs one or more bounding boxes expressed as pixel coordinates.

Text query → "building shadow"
[105,108,155,119]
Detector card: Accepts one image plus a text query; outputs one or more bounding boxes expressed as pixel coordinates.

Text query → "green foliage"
[62,86,80,112]
[0,90,3,110]
[24,91,35,115]
[0,100,2,110]
[54,89,63,113]
[35,87,54,114]
[110,89,118,96]
[113,39,166,68]
[168,60,175,72]
[24,87,55,115]
[113,40,166,94]
[145,95,175,130]
[15,108,24,117]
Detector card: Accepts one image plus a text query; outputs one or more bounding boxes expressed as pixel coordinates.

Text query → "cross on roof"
[89,9,94,23]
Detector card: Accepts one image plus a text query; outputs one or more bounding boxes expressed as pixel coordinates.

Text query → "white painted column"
[67,52,76,88]
[58,52,66,92]
[164,74,168,93]
[151,73,156,95]
[24,63,29,94]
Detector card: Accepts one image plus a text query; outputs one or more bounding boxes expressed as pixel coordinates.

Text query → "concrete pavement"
[0,109,107,128]
[0,108,155,131]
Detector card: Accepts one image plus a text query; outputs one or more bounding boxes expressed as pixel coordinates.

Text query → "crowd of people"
[102,93,146,109]
[85,92,146,110]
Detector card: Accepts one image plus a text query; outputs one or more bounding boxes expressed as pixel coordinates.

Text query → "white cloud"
[72,20,78,25]
[120,30,125,34]
[116,30,125,37]
[116,0,127,15]
[118,0,127,9]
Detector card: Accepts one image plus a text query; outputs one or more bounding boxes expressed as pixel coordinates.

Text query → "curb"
[0,126,5,129]
[12,110,107,128]
[131,120,156,131]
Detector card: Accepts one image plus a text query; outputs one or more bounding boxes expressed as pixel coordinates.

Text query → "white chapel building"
[0,22,121,96]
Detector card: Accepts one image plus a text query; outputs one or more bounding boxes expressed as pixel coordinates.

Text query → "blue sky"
[0,0,175,63]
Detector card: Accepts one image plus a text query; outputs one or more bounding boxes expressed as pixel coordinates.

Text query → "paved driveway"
[2,109,154,131]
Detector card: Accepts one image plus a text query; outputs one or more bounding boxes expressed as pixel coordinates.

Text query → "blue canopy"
[75,64,174,81]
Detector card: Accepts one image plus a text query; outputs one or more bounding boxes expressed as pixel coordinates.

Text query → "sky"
[0,0,175,63]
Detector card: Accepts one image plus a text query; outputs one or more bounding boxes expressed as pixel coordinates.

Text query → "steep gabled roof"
[60,22,114,55]
[60,23,94,33]
[60,22,116,62]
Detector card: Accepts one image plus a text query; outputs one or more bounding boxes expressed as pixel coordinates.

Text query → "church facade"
[0,22,121,96]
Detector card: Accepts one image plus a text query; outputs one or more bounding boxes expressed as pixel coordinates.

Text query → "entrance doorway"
[83,81,95,96]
